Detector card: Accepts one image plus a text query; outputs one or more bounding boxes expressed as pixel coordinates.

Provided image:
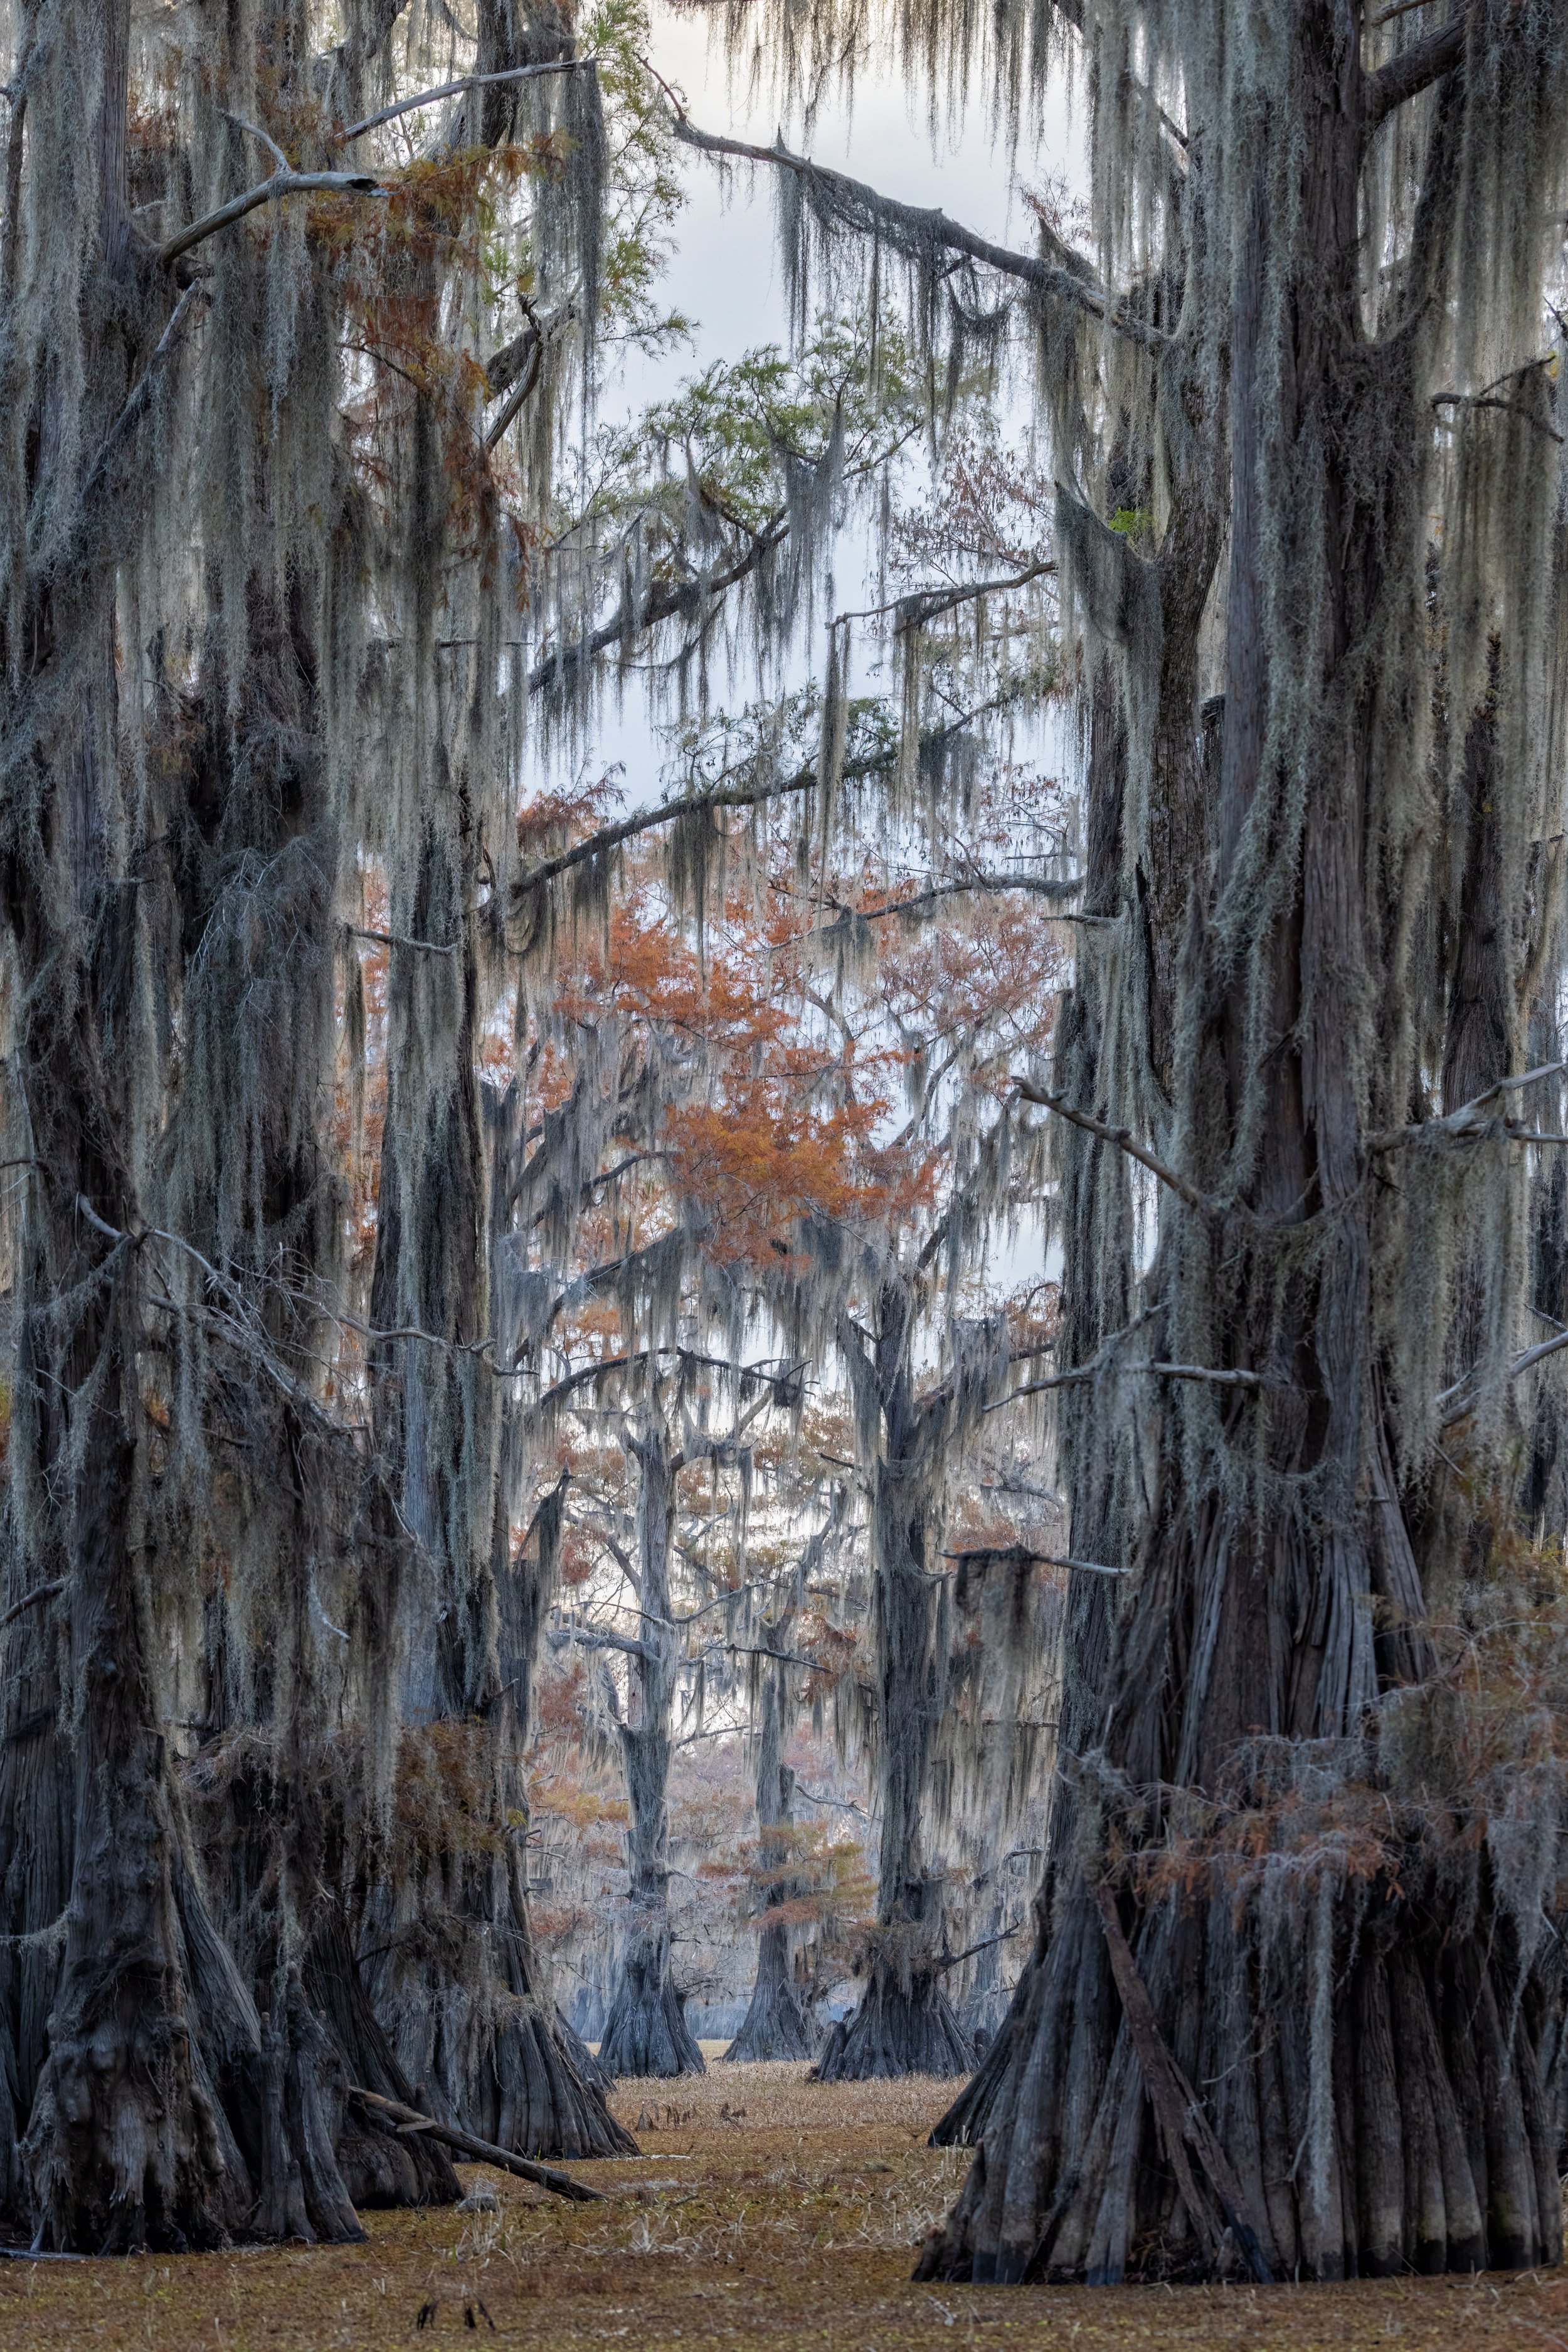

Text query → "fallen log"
[347,2087,609,2202]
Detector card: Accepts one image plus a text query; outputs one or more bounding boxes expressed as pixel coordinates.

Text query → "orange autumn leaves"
[548,881,1059,1271]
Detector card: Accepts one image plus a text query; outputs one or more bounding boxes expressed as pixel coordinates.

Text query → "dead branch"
[1012,1076,1217,1217]
[347,2087,608,2200]
[1096,1885,1273,2284]
[1365,1060,1566,1153]
[941,1544,1126,1577]
[1437,1320,1568,1428]
[160,169,386,270]
[336,57,593,144]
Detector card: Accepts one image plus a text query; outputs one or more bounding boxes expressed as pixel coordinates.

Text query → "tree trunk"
[598,1412,704,2079]
[820,1290,973,2082]
[23,1401,258,2252]
[922,12,1567,2282]
[727,1648,812,2063]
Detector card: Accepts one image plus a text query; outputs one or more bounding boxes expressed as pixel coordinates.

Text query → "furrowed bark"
[819,1287,975,2083]
[727,1642,813,2063]
[921,3,1568,2286]
[598,1410,704,2079]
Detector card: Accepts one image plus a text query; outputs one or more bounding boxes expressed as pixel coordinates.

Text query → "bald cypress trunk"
[598,1412,704,2079]
[727,1643,813,2063]
[820,1288,973,2082]
[922,8,1568,2284]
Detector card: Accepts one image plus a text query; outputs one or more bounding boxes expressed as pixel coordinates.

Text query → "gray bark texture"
[727,1646,813,2063]
[819,1287,975,2082]
[597,1411,705,2078]
[919,1,1568,2284]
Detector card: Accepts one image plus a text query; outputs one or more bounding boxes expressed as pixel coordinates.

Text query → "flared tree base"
[814,1964,974,2082]
[304,1915,460,2212]
[726,1927,815,2062]
[930,1957,1033,2147]
[358,1927,635,2157]
[598,1932,706,2078]
[441,2000,637,2158]
[915,1887,1563,2285]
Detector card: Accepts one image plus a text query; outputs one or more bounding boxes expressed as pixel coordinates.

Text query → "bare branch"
[832,559,1057,633]
[941,1543,1127,1577]
[1366,1060,1566,1153]
[336,57,592,144]
[346,923,455,957]
[160,168,386,270]
[664,105,1165,349]
[822,870,1083,926]
[553,1621,651,1664]
[70,282,210,538]
[514,754,817,901]
[0,1579,65,1632]
[1364,11,1469,134]
[1013,1075,1216,1217]
[1437,1318,1568,1429]
[217,109,290,174]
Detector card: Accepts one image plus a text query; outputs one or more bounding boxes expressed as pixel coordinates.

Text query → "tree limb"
[347,923,455,956]
[1437,1318,1568,1428]
[664,107,1164,349]
[528,513,790,694]
[160,168,386,269]
[1366,1060,1565,1153]
[1013,1076,1216,1217]
[514,751,827,899]
[822,870,1083,926]
[336,58,592,144]
[1364,12,1469,134]
[940,1544,1127,1577]
[0,1580,65,1632]
[833,559,1057,633]
[554,1621,651,1664]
